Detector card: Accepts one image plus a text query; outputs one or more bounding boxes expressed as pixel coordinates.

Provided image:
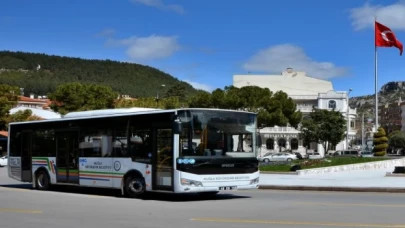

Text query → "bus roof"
[8,107,256,126]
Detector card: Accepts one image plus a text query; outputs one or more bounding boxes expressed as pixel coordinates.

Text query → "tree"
[388,130,402,139]
[373,127,388,156]
[165,83,187,102]
[5,109,42,129]
[188,85,302,128]
[48,82,118,115]
[0,84,20,130]
[115,96,183,109]
[299,108,346,155]
[0,50,199,98]
[388,131,405,155]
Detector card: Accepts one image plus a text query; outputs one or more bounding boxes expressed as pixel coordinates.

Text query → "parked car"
[259,153,298,162]
[308,152,322,159]
[0,155,7,167]
[333,150,360,157]
[360,151,374,157]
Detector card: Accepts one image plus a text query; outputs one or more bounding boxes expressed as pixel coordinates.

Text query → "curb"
[258,185,405,193]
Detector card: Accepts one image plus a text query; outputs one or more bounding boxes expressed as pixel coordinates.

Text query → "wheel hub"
[129,180,143,193]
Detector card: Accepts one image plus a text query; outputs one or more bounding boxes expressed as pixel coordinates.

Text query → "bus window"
[32,130,56,157]
[79,129,113,157]
[128,128,152,163]
[9,130,22,157]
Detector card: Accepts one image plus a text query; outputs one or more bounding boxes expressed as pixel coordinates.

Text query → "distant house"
[14,94,52,110]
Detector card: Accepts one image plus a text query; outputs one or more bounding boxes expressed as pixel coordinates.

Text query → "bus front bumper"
[174,171,260,193]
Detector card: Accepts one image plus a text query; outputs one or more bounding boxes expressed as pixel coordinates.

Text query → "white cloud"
[242,44,348,79]
[184,80,214,92]
[130,0,185,14]
[349,1,405,30]
[106,35,181,61]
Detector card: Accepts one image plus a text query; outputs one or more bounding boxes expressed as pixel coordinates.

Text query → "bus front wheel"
[36,170,50,190]
[125,176,146,198]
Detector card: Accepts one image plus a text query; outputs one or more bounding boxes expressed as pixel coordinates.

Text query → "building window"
[350,121,355,128]
[266,138,274,150]
[328,100,336,109]
[290,138,299,150]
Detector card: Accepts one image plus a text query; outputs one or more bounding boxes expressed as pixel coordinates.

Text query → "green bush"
[373,127,388,156]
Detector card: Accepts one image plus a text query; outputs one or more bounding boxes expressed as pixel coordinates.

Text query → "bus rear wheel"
[36,170,50,190]
[125,176,146,198]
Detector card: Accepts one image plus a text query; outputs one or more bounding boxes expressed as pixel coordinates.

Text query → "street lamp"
[156,84,166,100]
[346,88,353,150]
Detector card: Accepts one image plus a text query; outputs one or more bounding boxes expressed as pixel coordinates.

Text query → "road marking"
[191,218,405,227]
[0,208,42,214]
[296,202,405,208]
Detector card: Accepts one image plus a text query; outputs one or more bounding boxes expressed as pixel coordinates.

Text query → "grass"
[259,157,391,172]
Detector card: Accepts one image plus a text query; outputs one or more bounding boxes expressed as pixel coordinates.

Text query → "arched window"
[328,100,336,109]
[266,138,274,150]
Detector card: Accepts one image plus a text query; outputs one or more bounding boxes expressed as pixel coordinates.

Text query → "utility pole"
[361,113,364,149]
[346,88,353,150]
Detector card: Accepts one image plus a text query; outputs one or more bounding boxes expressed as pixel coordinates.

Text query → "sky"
[1,0,405,97]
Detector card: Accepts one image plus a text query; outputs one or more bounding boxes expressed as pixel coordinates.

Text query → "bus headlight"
[181,178,203,187]
[250,177,259,184]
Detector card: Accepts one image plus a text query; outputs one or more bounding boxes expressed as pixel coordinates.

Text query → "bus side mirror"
[172,120,182,134]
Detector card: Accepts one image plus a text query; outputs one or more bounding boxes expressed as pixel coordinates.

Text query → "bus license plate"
[219,186,237,191]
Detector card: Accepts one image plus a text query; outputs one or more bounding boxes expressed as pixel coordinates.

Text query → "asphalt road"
[0,167,405,228]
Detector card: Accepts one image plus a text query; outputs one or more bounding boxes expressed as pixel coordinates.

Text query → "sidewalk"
[258,167,405,192]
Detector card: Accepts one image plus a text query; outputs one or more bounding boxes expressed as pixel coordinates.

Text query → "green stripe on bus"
[80,170,125,175]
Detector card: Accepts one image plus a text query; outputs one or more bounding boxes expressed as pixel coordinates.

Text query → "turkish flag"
[375,21,403,56]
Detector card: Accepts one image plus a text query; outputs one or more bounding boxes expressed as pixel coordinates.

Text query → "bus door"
[152,127,174,191]
[55,130,79,184]
[21,130,32,182]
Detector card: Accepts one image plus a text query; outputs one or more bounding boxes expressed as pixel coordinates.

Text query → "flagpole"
[374,17,379,131]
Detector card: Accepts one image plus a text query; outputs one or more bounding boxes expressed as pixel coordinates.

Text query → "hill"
[0,50,200,98]
[349,81,405,116]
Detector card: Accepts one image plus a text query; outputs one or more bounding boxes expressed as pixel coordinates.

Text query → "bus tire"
[124,176,146,198]
[36,169,50,190]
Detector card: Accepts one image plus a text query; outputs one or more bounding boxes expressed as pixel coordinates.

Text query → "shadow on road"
[0,184,251,202]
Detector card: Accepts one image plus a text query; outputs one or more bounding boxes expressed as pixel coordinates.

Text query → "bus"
[7,107,260,198]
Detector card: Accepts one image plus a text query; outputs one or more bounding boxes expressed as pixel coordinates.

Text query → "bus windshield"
[177,110,257,158]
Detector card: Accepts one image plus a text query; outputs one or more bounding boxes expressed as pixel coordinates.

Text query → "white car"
[259,153,297,162]
[0,155,8,167]
[308,152,322,159]
[360,151,374,157]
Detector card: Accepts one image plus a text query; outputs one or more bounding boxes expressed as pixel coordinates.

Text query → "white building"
[233,68,357,157]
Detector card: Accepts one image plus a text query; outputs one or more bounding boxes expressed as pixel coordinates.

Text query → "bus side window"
[9,130,22,157]
[128,128,151,163]
[113,129,128,157]
[79,129,112,158]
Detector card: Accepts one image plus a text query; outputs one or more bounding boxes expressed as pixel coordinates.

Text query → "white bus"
[7,107,260,198]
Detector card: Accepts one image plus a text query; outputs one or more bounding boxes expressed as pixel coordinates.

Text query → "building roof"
[9,107,61,119]
[233,68,334,96]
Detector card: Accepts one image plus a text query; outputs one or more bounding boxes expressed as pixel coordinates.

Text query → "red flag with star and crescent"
[375,21,403,56]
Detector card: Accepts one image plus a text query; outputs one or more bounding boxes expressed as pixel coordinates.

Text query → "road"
[0,167,404,228]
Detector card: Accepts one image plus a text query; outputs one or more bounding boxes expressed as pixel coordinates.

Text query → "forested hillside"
[0,51,199,97]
